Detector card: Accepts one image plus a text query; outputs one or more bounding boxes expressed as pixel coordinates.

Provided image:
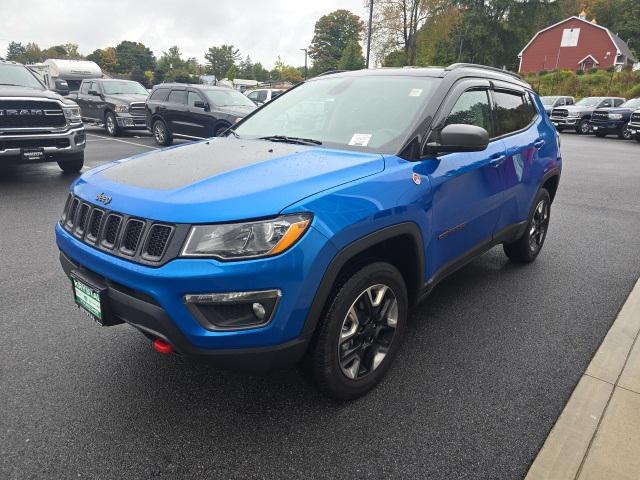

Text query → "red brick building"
[518,12,636,74]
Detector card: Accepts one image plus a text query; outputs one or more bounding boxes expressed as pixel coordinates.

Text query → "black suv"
[590,98,640,140]
[71,79,148,137]
[0,60,85,172]
[145,84,256,146]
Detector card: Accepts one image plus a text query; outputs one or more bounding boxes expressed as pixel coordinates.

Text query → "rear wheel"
[619,123,632,140]
[152,119,172,146]
[104,111,121,137]
[503,188,551,263]
[576,119,591,135]
[214,124,230,137]
[57,152,84,174]
[305,262,407,400]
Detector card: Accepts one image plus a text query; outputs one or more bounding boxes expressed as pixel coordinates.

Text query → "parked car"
[540,95,575,115]
[590,98,640,139]
[0,60,85,172]
[145,84,257,146]
[70,79,148,136]
[56,64,561,399]
[628,109,640,142]
[550,96,626,134]
[245,88,285,106]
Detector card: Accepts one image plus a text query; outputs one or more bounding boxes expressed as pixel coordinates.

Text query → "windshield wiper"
[0,83,37,88]
[258,135,322,146]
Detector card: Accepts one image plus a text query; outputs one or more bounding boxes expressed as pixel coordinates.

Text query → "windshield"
[234,75,440,153]
[204,89,256,108]
[0,64,44,90]
[621,98,640,109]
[541,96,558,106]
[102,81,148,95]
[575,97,603,107]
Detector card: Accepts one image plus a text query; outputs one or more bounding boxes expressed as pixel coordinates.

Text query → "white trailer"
[28,59,103,93]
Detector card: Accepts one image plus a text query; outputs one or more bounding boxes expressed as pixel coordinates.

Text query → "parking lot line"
[86,133,158,150]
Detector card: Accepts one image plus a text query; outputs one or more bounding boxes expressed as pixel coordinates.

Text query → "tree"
[114,40,156,73]
[225,65,238,81]
[308,9,364,75]
[204,44,240,79]
[338,41,366,70]
[86,47,118,72]
[43,45,68,58]
[238,55,255,79]
[6,42,26,62]
[252,62,270,82]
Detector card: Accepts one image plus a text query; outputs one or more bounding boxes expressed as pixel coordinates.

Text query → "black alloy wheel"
[503,188,551,263]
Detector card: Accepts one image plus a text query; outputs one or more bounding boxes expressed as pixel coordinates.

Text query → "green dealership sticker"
[73,279,102,320]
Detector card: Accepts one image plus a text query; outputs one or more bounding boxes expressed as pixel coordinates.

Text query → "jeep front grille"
[60,194,183,266]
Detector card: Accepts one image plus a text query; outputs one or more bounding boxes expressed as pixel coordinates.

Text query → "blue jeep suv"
[56,64,561,399]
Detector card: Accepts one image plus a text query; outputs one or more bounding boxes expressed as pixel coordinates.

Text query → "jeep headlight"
[114,104,129,113]
[608,113,623,120]
[62,106,81,123]
[181,214,312,260]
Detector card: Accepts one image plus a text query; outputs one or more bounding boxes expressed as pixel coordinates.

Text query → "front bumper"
[629,123,640,138]
[0,125,85,161]
[56,222,337,367]
[550,117,580,127]
[115,113,146,129]
[591,121,625,134]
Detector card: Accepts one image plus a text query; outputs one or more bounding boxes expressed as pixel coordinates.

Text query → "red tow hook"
[152,338,173,355]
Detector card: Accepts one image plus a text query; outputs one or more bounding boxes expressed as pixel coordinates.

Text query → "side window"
[150,88,169,101]
[613,98,624,107]
[257,90,268,102]
[167,89,186,105]
[187,91,204,107]
[247,91,259,101]
[493,90,536,136]
[557,98,565,106]
[80,82,90,95]
[599,99,612,108]
[88,81,96,93]
[443,89,492,132]
[566,98,574,105]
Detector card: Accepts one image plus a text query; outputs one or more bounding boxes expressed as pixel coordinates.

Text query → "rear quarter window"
[150,88,169,101]
[493,90,537,136]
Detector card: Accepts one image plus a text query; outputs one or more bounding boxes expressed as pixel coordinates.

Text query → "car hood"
[216,105,256,117]
[0,85,76,104]
[104,93,148,103]
[73,138,384,223]
[593,106,634,114]
[558,105,594,113]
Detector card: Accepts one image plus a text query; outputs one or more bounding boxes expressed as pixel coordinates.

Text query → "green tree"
[338,41,366,70]
[114,40,156,73]
[252,62,270,82]
[238,55,255,79]
[6,41,26,62]
[158,46,185,71]
[225,64,238,80]
[204,44,240,79]
[308,9,364,75]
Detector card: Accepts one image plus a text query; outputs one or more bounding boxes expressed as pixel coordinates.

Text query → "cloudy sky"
[0,0,366,68]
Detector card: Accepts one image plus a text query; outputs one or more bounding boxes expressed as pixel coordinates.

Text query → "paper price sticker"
[409,88,423,97]
[348,133,372,147]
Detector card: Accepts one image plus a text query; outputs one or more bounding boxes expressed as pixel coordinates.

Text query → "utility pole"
[366,0,374,68]
[300,48,308,79]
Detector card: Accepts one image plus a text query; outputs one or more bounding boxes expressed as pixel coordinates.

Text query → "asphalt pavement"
[1,128,639,479]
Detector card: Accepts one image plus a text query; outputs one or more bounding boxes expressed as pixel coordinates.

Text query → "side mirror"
[424,124,489,155]
[54,79,69,96]
[193,100,209,110]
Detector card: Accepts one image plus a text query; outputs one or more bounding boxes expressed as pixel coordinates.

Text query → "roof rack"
[445,63,523,80]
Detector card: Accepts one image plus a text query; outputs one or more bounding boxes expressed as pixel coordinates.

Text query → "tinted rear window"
[493,90,537,136]
[150,88,169,101]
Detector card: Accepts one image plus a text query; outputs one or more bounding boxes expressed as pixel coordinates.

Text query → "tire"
[619,123,632,140]
[576,119,591,135]
[152,119,173,146]
[594,131,607,138]
[503,188,551,263]
[57,152,84,174]
[305,262,408,400]
[214,124,230,137]
[104,111,121,137]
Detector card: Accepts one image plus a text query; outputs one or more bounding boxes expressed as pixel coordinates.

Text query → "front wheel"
[305,262,408,400]
[57,152,85,174]
[104,112,121,137]
[152,119,173,146]
[214,124,230,137]
[576,119,591,135]
[503,188,551,263]
[619,123,632,140]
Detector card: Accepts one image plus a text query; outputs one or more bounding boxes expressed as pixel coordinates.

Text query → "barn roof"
[518,16,637,63]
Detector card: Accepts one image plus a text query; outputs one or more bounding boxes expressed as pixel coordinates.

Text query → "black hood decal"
[100,138,311,190]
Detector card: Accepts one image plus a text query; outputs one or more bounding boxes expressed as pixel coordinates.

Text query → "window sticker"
[348,133,372,146]
[409,88,423,97]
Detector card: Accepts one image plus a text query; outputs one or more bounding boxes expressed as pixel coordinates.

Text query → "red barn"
[518,12,637,74]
